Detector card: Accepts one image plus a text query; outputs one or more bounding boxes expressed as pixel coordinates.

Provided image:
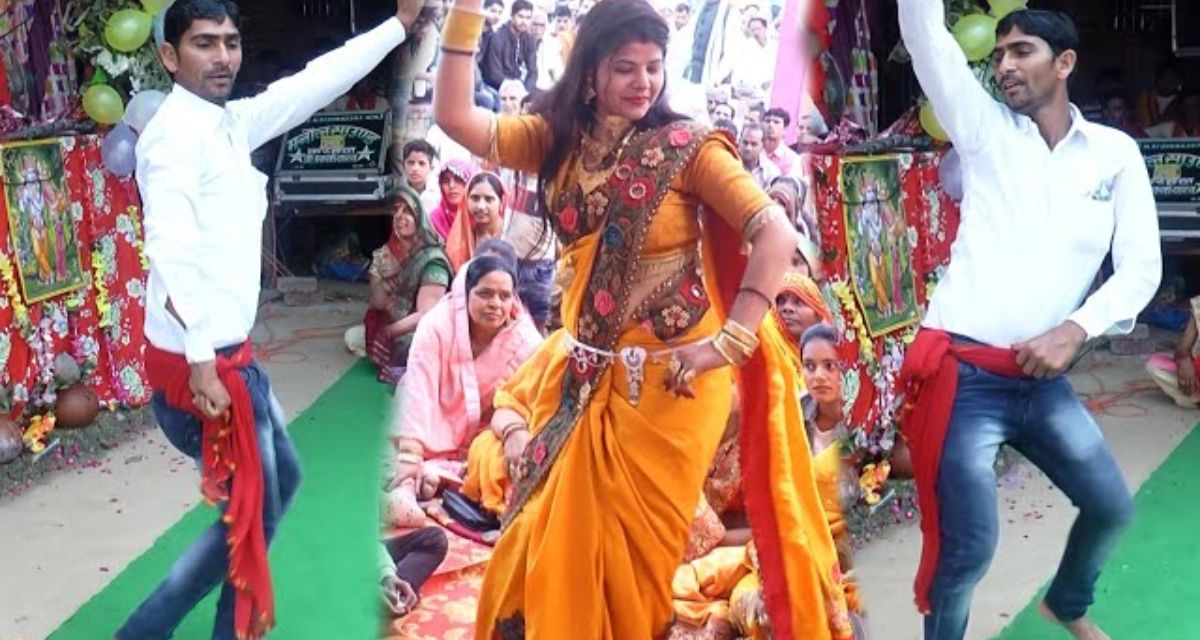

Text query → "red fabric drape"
[145,342,274,639]
[896,329,1024,613]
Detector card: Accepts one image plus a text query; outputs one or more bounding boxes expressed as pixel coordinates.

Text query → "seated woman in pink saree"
[383,255,544,528]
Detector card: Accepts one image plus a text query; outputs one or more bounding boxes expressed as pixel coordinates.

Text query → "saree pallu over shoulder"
[702,197,854,639]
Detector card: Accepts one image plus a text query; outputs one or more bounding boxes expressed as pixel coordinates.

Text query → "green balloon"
[989,0,1028,19]
[84,85,126,125]
[952,13,998,62]
[920,102,949,142]
[141,0,172,14]
[105,9,153,53]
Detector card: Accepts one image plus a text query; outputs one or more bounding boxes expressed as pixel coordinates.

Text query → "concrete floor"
[857,346,1197,640]
[1,291,1193,640]
[0,285,365,640]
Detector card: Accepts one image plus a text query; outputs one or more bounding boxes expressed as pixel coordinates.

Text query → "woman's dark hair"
[529,0,685,221]
[164,0,241,49]
[467,172,506,201]
[474,239,519,272]
[465,254,518,294]
[996,9,1079,58]
[800,323,838,352]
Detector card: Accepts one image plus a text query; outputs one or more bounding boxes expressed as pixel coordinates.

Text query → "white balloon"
[123,89,167,132]
[939,148,963,201]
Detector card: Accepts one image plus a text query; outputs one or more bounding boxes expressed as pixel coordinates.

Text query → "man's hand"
[1012,321,1088,379]
[396,0,428,31]
[189,361,231,420]
[381,573,419,616]
[1178,355,1198,397]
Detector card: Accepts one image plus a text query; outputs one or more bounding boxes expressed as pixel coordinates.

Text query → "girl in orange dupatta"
[446,172,508,271]
[433,1,851,638]
[385,256,543,527]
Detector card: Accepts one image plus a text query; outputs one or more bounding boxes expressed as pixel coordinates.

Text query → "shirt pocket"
[1064,174,1117,254]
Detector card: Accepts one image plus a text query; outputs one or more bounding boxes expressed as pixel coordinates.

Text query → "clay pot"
[55,384,100,430]
[0,416,21,464]
[889,438,914,480]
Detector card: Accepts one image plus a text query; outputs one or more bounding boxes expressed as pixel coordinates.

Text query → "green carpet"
[49,361,389,640]
[994,425,1200,639]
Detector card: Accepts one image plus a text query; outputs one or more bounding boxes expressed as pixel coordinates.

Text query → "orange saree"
[475,114,851,640]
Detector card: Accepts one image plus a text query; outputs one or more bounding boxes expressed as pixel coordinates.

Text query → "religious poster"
[839,155,920,337]
[1,140,86,303]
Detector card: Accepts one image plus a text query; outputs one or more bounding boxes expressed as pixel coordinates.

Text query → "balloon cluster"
[84,0,174,177]
[918,0,1028,142]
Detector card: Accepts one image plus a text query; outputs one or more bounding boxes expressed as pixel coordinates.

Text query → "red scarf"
[896,329,1024,614]
[144,342,273,639]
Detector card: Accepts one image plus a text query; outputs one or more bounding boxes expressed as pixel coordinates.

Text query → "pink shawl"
[395,269,543,457]
[428,159,477,240]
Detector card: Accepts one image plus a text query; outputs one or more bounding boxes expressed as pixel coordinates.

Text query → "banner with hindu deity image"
[1,140,87,303]
[839,155,919,338]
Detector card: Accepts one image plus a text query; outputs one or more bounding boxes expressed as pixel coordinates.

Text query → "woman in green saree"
[363,186,453,383]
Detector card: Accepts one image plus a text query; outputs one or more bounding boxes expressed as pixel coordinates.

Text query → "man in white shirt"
[401,138,442,215]
[897,4,1160,640]
[739,123,780,189]
[118,1,421,638]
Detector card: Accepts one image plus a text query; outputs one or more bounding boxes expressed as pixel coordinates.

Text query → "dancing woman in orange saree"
[434,1,852,638]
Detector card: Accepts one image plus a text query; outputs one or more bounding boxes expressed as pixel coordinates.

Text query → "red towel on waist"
[144,342,274,639]
[896,329,1024,614]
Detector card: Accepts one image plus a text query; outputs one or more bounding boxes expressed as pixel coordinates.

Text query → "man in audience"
[740,123,780,189]
[482,0,539,93]
[400,139,441,214]
[763,107,801,175]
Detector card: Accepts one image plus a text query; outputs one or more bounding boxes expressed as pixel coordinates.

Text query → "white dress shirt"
[900,0,1161,347]
[137,18,408,363]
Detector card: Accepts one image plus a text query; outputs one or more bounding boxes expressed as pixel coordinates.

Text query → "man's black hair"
[764,107,791,127]
[164,0,241,49]
[512,0,534,16]
[402,139,438,162]
[484,0,505,8]
[552,5,573,19]
[996,9,1079,58]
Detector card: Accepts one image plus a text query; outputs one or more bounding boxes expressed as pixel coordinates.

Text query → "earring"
[585,80,596,104]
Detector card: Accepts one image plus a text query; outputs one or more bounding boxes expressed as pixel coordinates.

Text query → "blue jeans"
[923,359,1134,640]
[117,359,302,640]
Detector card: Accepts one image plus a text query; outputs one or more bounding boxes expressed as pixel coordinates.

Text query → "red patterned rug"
[383,528,491,640]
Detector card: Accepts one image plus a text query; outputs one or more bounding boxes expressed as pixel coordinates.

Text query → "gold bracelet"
[714,331,751,367]
[501,423,529,442]
[710,335,738,367]
[723,320,759,350]
[440,45,477,56]
[442,6,487,52]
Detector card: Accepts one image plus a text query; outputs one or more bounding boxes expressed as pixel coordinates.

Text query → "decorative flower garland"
[127,206,149,271]
[0,253,29,331]
[91,243,114,329]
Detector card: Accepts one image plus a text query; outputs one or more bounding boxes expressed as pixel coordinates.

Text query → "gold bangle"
[710,336,738,367]
[714,332,751,367]
[442,7,487,52]
[440,46,477,56]
[723,320,759,350]
[502,423,529,442]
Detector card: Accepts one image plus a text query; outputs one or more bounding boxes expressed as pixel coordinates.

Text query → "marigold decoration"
[858,460,891,506]
[0,253,29,331]
[23,413,57,453]
[91,248,114,329]
[127,206,149,271]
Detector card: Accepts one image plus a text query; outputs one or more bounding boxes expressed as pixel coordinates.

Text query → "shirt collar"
[168,83,227,129]
[1015,103,1091,145]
